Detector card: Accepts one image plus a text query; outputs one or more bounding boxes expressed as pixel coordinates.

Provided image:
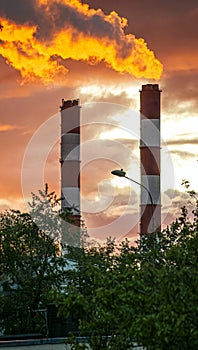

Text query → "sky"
[0,0,197,242]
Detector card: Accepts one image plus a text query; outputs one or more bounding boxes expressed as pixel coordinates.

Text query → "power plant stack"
[140,84,161,235]
[60,99,81,229]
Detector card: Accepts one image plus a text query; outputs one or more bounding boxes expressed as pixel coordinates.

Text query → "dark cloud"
[86,1,198,43]
[84,0,197,18]
[0,0,37,24]
[0,0,133,57]
[41,2,131,50]
[162,70,198,114]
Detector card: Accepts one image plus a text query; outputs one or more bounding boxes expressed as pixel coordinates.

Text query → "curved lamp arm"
[111,169,154,233]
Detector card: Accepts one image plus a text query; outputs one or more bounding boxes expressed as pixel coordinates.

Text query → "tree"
[0,192,69,335]
[0,185,88,335]
[55,202,198,349]
[29,185,82,247]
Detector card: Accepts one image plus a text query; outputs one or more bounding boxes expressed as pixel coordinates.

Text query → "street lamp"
[111,169,155,234]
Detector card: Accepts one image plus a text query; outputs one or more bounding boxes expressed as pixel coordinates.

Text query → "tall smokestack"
[140,84,161,235]
[60,99,81,229]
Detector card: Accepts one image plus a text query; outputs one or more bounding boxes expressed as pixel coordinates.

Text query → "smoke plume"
[0,0,163,83]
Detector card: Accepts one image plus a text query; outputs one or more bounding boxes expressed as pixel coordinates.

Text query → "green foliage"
[0,183,197,348]
[0,197,69,335]
[55,202,198,350]
[29,185,85,247]
[0,186,88,335]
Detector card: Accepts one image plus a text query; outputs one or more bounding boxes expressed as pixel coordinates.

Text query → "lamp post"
[111,169,155,235]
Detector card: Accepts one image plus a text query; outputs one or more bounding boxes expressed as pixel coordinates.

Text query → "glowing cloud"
[0,0,163,83]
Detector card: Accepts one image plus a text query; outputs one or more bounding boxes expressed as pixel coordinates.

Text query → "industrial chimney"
[140,84,161,235]
[60,99,81,229]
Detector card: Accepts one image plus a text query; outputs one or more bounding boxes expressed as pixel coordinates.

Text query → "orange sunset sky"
[0,0,197,241]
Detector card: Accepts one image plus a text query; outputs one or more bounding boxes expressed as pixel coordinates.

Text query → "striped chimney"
[140,84,161,235]
[60,99,81,227]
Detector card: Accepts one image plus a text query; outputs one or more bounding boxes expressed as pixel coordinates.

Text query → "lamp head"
[111,169,126,177]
